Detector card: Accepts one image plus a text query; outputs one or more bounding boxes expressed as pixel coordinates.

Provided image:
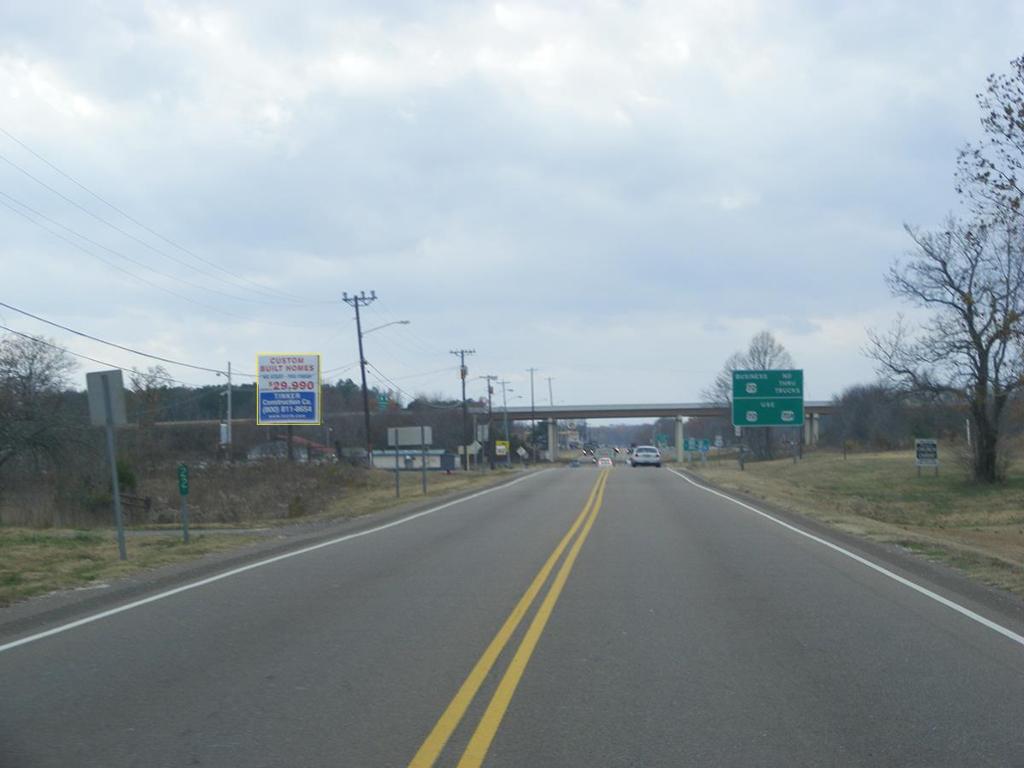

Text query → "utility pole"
[217,362,233,460]
[482,375,497,470]
[546,376,557,456]
[451,349,476,469]
[343,290,377,464]
[226,361,232,456]
[528,367,538,463]
[499,379,512,467]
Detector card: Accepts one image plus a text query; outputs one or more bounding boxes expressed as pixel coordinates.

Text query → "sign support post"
[421,425,428,495]
[177,463,190,543]
[102,375,128,561]
[395,446,401,498]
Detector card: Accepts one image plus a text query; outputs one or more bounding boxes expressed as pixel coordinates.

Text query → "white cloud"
[1,0,1023,402]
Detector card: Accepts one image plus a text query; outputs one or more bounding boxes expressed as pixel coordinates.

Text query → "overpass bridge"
[470,401,835,462]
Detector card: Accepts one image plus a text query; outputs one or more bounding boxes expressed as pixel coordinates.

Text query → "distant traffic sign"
[387,426,432,447]
[915,439,938,467]
[732,369,804,427]
[177,463,189,496]
[495,440,510,457]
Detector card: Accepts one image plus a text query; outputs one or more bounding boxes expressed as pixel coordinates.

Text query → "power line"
[0,300,255,377]
[365,362,461,410]
[0,128,330,304]
[0,189,309,308]
[368,299,448,357]
[0,197,333,330]
[322,361,361,376]
[0,324,204,388]
[0,198,274,325]
[390,365,460,381]
[451,348,476,469]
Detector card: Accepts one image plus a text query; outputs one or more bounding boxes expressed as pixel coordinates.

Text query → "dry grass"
[0,529,265,606]
[0,467,523,605]
[688,448,1024,596]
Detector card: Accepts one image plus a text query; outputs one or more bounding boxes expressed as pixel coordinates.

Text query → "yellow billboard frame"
[255,352,322,426]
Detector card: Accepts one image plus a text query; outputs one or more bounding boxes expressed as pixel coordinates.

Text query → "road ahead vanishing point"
[2,466,1022,767]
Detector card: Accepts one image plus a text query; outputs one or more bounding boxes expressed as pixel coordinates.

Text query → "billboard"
[256,353,321,425]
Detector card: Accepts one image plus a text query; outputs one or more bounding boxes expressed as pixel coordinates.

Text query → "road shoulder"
[0,468,547,645]
[670,466,1024,637]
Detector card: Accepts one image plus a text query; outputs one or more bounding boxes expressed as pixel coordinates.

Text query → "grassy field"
[0,468,523,606]
[0,529,267,606]
[686,448,1024,596]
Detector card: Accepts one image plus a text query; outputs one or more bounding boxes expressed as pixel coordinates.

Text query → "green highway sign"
[685,438,710,451]
[378,393,389,409]
[732,369,804,427]
[177,463,189,496]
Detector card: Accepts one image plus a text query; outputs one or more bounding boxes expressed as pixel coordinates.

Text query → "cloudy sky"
[2,1,1023,408]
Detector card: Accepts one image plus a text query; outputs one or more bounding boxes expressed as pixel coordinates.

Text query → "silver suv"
[630,445,661,468]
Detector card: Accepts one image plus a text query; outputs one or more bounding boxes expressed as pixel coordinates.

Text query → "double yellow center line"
[409,470,610,768]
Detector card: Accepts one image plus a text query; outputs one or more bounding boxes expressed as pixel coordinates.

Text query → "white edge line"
[668,468,1024,648]
[0,470,548,654]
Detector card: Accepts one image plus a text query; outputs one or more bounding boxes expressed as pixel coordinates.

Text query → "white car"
[630,445,661,467]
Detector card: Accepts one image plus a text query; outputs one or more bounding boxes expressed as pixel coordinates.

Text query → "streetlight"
[362,320,410,336]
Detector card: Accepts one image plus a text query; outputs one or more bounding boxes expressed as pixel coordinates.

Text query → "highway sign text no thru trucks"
[732,369,804,428]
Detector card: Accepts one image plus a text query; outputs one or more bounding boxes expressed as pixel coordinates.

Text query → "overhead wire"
[0,300,255,378]
[0,198,282,326]
[0,189,313,308]
[0,324,360,420]
[0,130,332,304]
[363,300,448,358]
[0,197,335,329]
[0,324,204,388]
[366,362,461,409]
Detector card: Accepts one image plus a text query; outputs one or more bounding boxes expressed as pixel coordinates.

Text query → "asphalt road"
[1,465,1022,767]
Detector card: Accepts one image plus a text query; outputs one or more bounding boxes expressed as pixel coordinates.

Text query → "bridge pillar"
[675,416,684,463]
[547,420,558,462]
[812,413,820,445]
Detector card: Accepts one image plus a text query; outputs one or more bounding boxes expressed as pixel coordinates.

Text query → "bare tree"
[867,219,1024,482]
[956,54,1024,223]
[130,365,171,427]
[0,333,77,471]
[702,352,745,407]
[704,331,795,459]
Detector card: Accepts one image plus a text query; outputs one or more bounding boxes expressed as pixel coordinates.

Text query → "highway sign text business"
[732,369,804,427]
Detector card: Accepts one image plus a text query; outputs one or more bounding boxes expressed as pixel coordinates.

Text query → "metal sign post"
[177,463,190,543]
[395,446,401,498]
[102,376,127,561]
[388,426,435,496]
[421,425,428,495]
[87,370,128,561]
